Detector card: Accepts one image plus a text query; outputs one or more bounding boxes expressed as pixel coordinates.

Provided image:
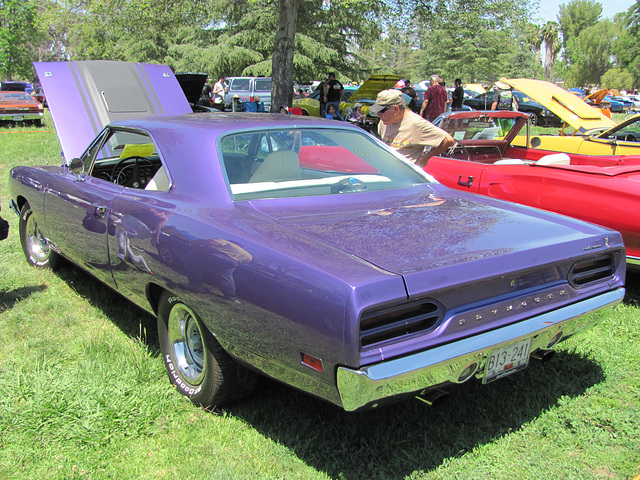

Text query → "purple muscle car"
[8,61,626,411]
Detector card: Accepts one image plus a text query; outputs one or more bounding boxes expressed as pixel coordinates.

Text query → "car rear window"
[219,127,430,200]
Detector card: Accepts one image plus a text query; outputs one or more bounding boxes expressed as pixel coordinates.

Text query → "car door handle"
[93,205,107,220]
[458,175,474,187]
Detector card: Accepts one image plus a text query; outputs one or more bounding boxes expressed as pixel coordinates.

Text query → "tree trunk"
[271,0,299,112]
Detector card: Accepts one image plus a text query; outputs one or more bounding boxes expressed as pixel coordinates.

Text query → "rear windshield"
[219,127,431,200]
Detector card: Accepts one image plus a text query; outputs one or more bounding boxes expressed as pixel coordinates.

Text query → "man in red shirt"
[420,74,447,122]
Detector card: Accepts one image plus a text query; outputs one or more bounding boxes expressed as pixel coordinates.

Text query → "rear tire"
[528,112,539,126]
[19,203,61,269]
[157,291,258,408]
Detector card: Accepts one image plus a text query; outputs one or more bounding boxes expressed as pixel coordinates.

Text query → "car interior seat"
[249,151,301,183]
[249,150,300,183]
[536,153,571,165]
[493,159,526,165]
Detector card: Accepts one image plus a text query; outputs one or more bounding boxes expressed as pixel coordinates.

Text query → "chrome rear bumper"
[0,112,43,121]
[337,288,624,411]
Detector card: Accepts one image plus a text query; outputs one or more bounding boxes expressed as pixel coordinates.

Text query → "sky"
[536,0,636,22]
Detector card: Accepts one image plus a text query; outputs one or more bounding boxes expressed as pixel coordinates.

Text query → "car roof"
[114,111,358,134]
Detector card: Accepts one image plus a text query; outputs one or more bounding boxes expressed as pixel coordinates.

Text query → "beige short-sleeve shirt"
[378,110,448,163]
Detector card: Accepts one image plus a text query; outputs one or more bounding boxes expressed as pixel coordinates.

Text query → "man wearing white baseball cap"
[370,89,455,167]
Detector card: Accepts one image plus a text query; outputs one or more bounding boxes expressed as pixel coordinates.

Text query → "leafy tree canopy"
[564,19,618,87]
[558,0,602,48]
[0,0,39,80]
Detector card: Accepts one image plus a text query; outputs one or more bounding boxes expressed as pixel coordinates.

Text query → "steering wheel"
[110,156,155,187]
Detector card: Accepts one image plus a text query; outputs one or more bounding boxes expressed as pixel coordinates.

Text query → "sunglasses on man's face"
[377,105,392,114]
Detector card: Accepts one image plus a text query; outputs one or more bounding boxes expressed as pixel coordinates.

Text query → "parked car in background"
[463,89,563,126]
[0,91,44,126]
[427,109,640,267]
[224,76,272,111]
[9,60,625,412]
[175,72,220,112]
[526,112,640,156]
[501,78,640,155]
[340,74,402,120]
[31,85,47,107]
[504,79,616,135]
[603,95,630,113]
[1,81,34,94]
[293,74,402,121]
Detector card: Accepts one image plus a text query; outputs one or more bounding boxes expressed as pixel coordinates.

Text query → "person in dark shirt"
[323,72,343,117]
[420,74,447,122]
[451,78,465,111]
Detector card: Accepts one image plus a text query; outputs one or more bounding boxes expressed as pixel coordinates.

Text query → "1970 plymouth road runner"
[8,61,626,411]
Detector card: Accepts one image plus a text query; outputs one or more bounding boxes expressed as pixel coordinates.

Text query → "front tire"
[157,291,257,408]
[528,112,539,126]
[19,203,61,269]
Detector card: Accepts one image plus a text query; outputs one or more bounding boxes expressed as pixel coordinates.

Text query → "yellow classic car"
[292,74,402,120]
[504,78,636,155]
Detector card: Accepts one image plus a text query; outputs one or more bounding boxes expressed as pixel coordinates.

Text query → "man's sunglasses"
[378,105,392,114]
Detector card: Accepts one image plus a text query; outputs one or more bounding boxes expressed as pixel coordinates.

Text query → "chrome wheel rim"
[25,213,51,262]
[167,303,205,385]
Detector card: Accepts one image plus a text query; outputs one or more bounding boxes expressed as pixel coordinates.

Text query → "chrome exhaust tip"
[531,349,556,362]
[415,388,449,406]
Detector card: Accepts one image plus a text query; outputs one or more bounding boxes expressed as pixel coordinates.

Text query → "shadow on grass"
[623,270,640,306]
[51,260,614,480]
[224,349,604,480]
[0,284,48,312]
[54,261,160,350]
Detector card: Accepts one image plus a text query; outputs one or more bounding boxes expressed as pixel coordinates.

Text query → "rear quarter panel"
[476,164,640,257]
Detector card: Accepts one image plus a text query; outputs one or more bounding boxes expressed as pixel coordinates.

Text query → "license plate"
[12,115,24,121]
[484,338,532,383]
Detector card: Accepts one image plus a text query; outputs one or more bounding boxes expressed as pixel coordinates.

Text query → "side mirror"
[69,157,84,175]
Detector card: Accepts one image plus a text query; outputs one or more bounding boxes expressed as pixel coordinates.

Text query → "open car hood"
[586,88,609,103]
[175,72,208,105]
[504,78,616,133]
[34,61,191,161]
[349,75,403,103]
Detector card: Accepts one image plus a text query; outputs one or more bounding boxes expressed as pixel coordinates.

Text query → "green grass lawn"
[1,113,639,479]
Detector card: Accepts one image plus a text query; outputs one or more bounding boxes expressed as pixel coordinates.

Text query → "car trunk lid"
[249,186,615,296]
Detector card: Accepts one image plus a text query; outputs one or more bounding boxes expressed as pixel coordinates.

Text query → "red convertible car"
[426,110,640,268]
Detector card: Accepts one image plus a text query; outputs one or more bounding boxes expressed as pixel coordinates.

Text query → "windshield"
[439,114,519,141]
[220,127,431,200]
[600,117,640,140]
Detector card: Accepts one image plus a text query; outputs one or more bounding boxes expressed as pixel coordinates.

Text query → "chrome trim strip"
[626,256,640,266]
[337,288,624,411]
